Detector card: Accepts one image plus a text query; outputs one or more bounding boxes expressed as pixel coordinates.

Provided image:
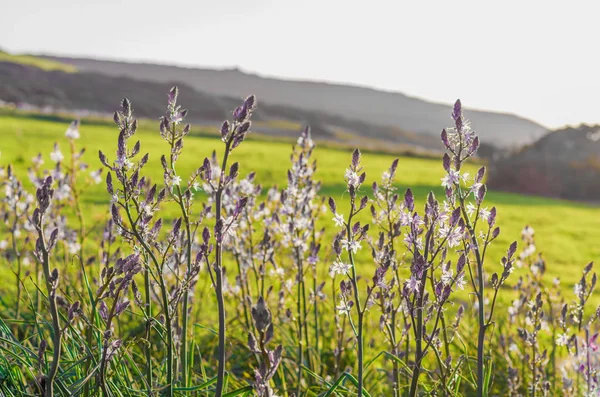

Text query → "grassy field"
[1,111,599,395]
[1,112,599,293]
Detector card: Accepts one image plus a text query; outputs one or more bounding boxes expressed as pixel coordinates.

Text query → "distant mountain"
[0,60,443,153]
[42,56,549,148]
[488,124,600,200]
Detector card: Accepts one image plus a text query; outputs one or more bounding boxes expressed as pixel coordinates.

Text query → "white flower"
[441,268,453,285]
[344,169,360,187]
[556,333,570,346]
[223,216,238,242]
[65,122,80,139]
[50,148,64,163]
[336,301,352,315]
[522,225,535,238]
[454,274,467,290]
[441,169,460,189]
[330,260,352,277]
[90,169,102,184]
[171,175,182,186]
[478,207,490,221]
[466,203,477,217]
[341,239,361,254]
[270,267,285,277]
[332,213,345,227]
[68,242,81,255]
[407,276,421,295]
[0,240,7,250]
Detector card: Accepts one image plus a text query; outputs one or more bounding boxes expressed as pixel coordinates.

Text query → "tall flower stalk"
[329,148,370,396]
[200,95,256,396]
[441,99,515,396]
[32,176,62,397]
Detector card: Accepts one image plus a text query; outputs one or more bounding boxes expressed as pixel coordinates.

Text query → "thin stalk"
[295,246,305,397]
[123,197,174,397]
[346,202,365,396]
[214,139,232,397]
[37,215,61,397]
[144,263,153,395]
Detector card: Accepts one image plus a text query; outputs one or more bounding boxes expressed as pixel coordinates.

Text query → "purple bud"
[122,98,132,118]
[99,301,109,322]
[116,300,130,316]
[220,121,230,140]
[99,151,110,168]
[488,207,497,227]
[111,204,120,224]
[404,188,414,212]
[328,197,336,214]
[168,86,178,106]
[441,129,450,148]
[359,196,368,211]
[442,153,451,172]
[475,167,486,183]
[450,207,461,226]
[457,254,466,274]
[476,185,487,205]
[233,105,247,122]
[202,227,211,243]
[238,121,251,135]
[243,95,256,112]
[492,227,500,239]
[508,241,518,258]
[359,172,366,185]
[452,99,462,121]
[390,158,399,176]
[203,158,212,181]
[251,296,272,332]
[351,149,361,168]
[470,136,480,154]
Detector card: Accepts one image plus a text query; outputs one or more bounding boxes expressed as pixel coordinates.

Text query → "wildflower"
[454,274,467,290]
[341,239,361,254]
[441,268,453,285]
[344,169,360,187]
[440,224,462,248]
[406,276,421,295]
[332,213,345,227]
[65,121,80,139]
[441,169,460,189]
[50,146,64,163]
[330,260,352,277]
[171,175,182,186]
[336,301,352,315]
[556,333,570,346]
[478,207,491,221]
[223,216,238,242]
[522,225,535,238]
[68,242,81,255]
[90,169,102,184]
[0,240,7,250]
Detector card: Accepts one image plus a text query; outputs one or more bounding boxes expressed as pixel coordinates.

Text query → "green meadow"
[0,111,598,295]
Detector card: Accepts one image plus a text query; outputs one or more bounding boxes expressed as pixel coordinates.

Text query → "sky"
[2,0,599,129]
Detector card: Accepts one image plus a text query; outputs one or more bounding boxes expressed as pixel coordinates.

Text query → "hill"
[489,124,600,200]
[42,55,549,148]
[0,60,444,153]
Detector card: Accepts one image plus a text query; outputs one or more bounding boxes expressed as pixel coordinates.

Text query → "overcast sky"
[2,0,599,128]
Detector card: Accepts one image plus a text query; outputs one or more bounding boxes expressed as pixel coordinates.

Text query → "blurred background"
[2,0,600,200]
